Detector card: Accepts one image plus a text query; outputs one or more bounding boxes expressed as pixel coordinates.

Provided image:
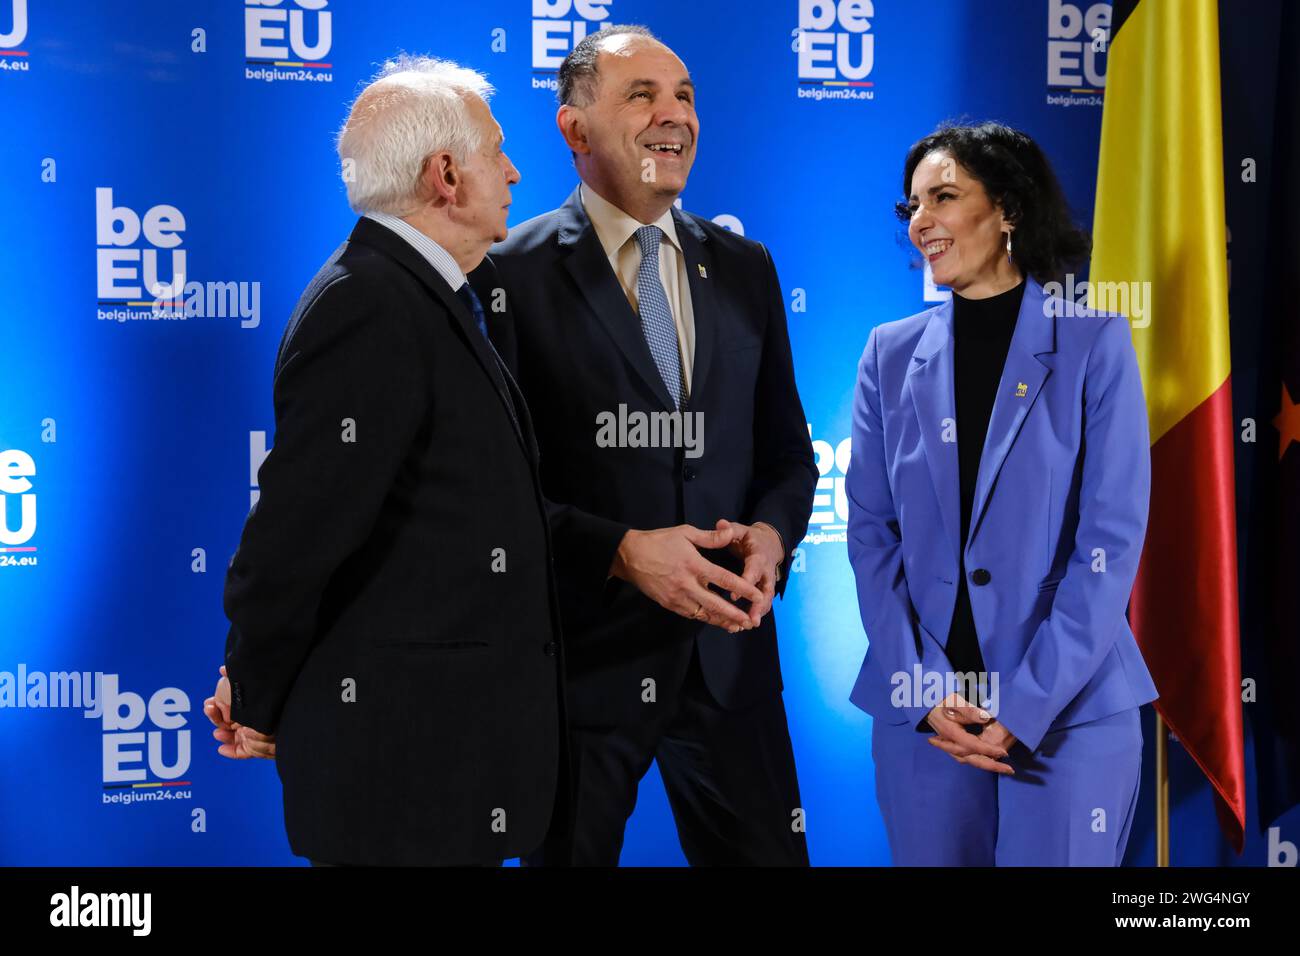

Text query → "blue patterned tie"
[455,281,520,431]
[633,225,684,409]
[455,282,490,341]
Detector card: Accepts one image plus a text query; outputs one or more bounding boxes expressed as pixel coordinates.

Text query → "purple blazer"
[846,277,1158,751]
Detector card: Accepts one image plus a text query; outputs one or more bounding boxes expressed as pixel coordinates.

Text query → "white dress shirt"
[580,183,697,397]
[363,211,466,295]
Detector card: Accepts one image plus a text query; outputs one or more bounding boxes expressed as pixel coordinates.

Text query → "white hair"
[337,54,494,216]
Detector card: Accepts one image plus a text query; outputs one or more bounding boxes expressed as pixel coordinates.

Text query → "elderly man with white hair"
[205,55,561,867]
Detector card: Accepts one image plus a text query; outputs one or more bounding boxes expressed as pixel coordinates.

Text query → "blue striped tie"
[633,225,684,410]
[455,282,490,341]
[455,281,520,430]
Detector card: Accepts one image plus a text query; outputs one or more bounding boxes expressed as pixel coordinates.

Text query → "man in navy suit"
[207,57,566,867]
[207,53,761,867]
[473,25,818,865]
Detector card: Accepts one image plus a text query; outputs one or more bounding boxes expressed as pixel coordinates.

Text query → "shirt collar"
[579,183,682,259]
[363,211,467,292]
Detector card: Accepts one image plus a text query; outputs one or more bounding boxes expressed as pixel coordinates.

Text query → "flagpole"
[1155,712,1169,866]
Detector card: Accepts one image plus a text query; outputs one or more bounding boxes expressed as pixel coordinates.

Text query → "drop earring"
[1005,231,1013,263]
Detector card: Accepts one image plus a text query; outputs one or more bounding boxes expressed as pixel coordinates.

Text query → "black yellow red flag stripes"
[1091,0,1246,851]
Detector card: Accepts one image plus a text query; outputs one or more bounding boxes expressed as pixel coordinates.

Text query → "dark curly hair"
[894,121,1090,285]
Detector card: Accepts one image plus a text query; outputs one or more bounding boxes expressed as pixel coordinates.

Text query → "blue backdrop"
[2,0,1295,866]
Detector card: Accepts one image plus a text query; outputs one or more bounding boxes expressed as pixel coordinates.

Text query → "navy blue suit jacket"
[473,186,817,722]
[224,217,562,864]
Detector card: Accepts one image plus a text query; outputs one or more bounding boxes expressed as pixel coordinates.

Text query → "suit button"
[543,642,557,657]
[683,466,697,481]
[970,568,991,586]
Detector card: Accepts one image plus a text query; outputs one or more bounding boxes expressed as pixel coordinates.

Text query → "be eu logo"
[532,0,611,71]
[245,0,333,83]
[97,675,192,794]
[794,0,875,102]
[0,0,30,73]
[95,188,187,307]
[0,448,37,567]
[1046,0,1109,101]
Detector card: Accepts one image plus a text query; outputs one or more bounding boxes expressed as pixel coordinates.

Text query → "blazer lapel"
[672,208,717,405]
[348,218,527,453]
[966,278,1057,545]
[496,354,541,468]
[557,187,677,412]
[906,303,963,570]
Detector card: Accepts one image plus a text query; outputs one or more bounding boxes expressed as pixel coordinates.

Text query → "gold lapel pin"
[697,263,708,278]
[1015,382,1028,397]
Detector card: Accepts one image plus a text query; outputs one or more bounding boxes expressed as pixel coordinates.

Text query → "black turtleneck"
[944,278,1025,683]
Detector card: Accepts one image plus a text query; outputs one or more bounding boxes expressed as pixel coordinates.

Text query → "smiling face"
[906,150,1020,297]
[558,34,698,223]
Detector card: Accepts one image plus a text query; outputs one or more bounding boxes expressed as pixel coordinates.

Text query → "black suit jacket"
[472,186,817,724]
[223,217,564,866]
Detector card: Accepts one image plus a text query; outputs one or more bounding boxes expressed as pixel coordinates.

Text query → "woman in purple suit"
[846,122,1158,866]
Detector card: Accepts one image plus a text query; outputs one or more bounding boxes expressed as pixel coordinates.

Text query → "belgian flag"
[1091,0,1246,851]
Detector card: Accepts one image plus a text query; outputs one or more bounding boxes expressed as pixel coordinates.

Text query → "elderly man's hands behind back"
[204,665,276,760]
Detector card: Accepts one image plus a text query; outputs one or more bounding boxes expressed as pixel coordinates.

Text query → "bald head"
[558,24,668,107]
